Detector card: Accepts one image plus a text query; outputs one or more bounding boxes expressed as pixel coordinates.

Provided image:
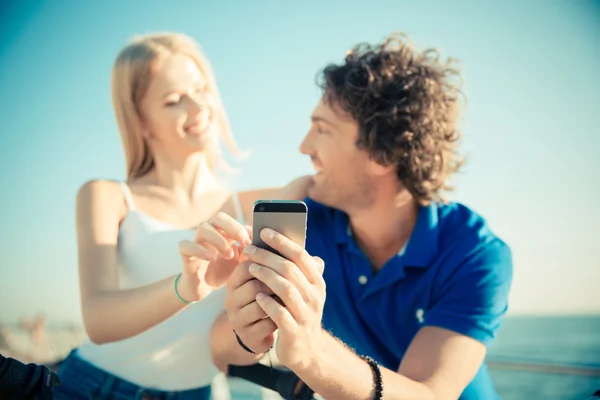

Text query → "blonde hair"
[111,32,245,180]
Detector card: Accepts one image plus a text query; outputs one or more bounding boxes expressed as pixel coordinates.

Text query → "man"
[210,32,513,399]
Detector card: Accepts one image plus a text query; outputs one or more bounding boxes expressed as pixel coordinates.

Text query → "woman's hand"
[177,212,252,302]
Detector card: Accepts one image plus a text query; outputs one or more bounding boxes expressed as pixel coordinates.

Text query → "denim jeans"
[54,350,211,400]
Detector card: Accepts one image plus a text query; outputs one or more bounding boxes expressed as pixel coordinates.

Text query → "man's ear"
[368,158,395,177]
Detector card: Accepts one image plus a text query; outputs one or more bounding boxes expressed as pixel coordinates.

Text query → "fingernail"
[244,238,252,246]
[249,263,261,273]
[262,228,275,240]
[226,248,234,259]
[256,292,265,300]
[243,245,257,255]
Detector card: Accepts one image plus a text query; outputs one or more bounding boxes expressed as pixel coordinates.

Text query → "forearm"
[82,274,188,344]
[294,332,434,400]
[245,182,309,202]
[210,312,264,372]
[240,176,312,223]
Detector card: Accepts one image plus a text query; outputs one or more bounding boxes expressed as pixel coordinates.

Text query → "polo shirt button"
[358,275,368,284]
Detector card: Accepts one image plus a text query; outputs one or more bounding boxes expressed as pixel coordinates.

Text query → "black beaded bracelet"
[360,355,383,400]
[233,329,259,354]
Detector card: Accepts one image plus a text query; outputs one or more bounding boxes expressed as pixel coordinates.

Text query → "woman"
[54,32,311,399]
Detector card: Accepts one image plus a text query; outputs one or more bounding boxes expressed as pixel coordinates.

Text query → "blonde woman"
[54,32,311,399]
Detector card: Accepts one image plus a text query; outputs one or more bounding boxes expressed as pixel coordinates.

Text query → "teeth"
[185,124,206,135]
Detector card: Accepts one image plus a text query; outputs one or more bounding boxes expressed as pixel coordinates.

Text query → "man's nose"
[299,132,314,155]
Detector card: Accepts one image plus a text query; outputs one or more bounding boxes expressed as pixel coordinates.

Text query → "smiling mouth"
[184,122,209,136]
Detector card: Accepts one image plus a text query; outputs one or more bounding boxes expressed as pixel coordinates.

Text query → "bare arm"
[76,180,190,344]
[238,175,314,224]
[293,327,485,400]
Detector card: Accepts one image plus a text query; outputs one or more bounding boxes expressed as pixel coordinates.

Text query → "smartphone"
[252,200,308,258]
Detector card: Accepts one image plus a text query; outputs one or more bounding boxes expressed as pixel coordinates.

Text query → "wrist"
[174,273,204,304]
[360,355,384,400]
[234,329,269,355]
[290,328,329,375]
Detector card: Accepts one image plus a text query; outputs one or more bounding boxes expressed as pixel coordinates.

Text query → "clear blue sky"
[0,0,598,324]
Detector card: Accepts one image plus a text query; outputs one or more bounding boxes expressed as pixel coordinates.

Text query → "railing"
[486,356,600,377]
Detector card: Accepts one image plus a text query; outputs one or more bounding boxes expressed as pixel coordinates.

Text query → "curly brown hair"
[318,32,465,205]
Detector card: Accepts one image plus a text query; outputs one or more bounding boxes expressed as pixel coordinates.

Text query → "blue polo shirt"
[304,198,513,399]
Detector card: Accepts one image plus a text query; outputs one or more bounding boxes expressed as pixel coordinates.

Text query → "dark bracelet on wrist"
[233,329,257,354]
[233,329,269,355]
[360,355,383,400]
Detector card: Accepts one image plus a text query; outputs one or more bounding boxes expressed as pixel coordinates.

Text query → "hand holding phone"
[244,200,327,370]
[223,200,309,354]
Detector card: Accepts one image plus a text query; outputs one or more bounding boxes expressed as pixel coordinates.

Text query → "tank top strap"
[231,192,246,225]
[119,182,136,211]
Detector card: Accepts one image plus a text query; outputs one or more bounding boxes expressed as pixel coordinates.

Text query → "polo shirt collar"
[333,210,352,244]
[332,202,440,268]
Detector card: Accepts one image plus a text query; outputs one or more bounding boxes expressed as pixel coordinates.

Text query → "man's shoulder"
[437,201,487,228]
[436,201,512,271]
[438,201,505,242]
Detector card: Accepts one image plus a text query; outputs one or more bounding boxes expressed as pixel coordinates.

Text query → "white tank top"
[76,182,245,390]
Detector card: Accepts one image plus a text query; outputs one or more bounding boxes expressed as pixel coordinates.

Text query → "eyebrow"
[311,115,337,128]
[161,83,208,99]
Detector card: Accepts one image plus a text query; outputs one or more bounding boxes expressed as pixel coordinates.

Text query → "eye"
[316,125,328,135]
[165,94,182,106]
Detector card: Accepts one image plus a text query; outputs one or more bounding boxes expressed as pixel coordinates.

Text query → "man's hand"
[242,228,326,370]
[225,258,279,354]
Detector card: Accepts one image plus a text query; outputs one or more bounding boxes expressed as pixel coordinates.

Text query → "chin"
[185,134,212,150]
[308,183,335,207]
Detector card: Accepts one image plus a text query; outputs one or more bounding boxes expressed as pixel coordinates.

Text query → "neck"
[149,149,220,204]
[347,186,419,271]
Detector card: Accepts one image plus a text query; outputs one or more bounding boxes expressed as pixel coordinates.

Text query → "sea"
[484,315,600,400]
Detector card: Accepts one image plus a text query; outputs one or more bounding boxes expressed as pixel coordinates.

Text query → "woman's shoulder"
[77,179,125,201]
[76,179,129,220]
